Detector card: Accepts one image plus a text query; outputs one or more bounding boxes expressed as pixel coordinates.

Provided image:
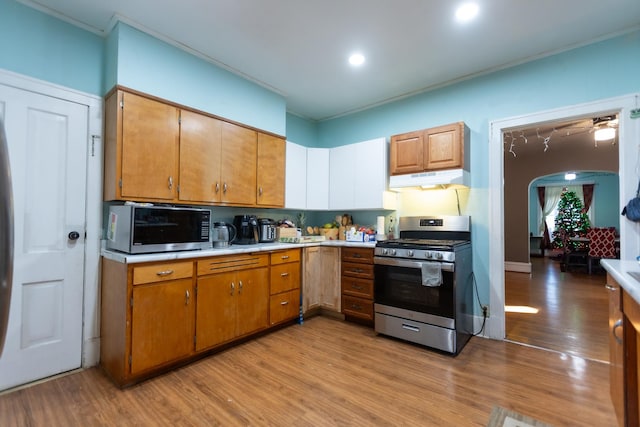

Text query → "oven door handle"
[373,256,454,272]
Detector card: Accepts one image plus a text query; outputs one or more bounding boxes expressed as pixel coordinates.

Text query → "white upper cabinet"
[329,137,396,211]
[306,148,330,210]
[285,141,307,209]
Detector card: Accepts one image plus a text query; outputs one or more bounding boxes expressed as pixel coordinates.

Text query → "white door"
[0,83,87,390]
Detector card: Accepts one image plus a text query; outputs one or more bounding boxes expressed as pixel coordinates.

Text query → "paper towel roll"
[376,216,385,234]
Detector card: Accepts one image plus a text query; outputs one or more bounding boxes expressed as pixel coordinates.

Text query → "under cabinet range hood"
[388,168,470,191]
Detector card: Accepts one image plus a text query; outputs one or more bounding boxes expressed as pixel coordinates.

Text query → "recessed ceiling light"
[348,53,365,66]
[455,2,479,23]
[564,172,577,181]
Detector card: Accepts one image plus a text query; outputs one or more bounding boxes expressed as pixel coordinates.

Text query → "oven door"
[374,257,454,319]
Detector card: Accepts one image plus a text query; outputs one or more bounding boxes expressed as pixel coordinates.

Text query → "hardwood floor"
[0,315,615,426]
[505,256,610,362]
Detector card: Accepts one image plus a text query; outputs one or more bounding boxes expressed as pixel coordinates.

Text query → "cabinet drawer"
[197,254,268,276]
[341,295,373,321]
[270,249,301,265]
[270,289,300,325]
[341,247,374,264]
[341,262,374,280]
[271,263,300,294]
[132,262,193,285]
[342,276,374,299]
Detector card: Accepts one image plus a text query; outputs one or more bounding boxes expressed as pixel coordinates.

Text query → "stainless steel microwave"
[106,205,211,254]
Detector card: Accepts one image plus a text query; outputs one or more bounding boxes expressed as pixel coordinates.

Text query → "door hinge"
[119,178,122,189]
[120,100,124,109]
[128,355,132,367]
[130,296,133,308]
[177,184,180,194]
[90,134,100,157]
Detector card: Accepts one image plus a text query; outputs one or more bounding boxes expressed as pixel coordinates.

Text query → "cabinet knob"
[239,280,243,294]
[613,319,623,344]
[68,231,80,241]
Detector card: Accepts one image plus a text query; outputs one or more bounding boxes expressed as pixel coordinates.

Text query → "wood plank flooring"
[505,256,609,362]
[0,315,615,426]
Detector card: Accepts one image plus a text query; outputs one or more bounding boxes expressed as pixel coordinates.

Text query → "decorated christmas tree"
[552,190,591,252]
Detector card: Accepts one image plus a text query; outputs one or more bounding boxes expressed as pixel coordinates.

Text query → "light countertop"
[101,239,376,264]
[602,259,640,304]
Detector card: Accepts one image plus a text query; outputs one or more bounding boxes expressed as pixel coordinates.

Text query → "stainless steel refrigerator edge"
[0,119,13,357]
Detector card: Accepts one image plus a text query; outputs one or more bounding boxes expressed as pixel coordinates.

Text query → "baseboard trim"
[505,261,531,273]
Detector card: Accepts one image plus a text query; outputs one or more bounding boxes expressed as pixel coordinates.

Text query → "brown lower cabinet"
[608,273,640,426]
[341,247,375,323]
[100,249,300,387]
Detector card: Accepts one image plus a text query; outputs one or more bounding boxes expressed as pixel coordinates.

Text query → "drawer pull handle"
[351,284,363,290]
[185,290,190,305]
[353,253,361,258]
[215,182,220,194]
[613,319,623,344]
[351,304,362,310]
[239,280,243,294]
[230,282,235,296]
[168,176,173,190]
[280,272,289,277]
[281,255,290,260]
[223,182,228,193]
[280,301,289,306]
[605,284,616,291]
[156,270,174,276]
[402,324,420,333]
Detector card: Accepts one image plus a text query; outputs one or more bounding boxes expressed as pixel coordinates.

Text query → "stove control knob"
[382,248,388,255]
[435,252,443,260]
[407,250,414,257]
[424,251,432,259]
[391,249,396,256]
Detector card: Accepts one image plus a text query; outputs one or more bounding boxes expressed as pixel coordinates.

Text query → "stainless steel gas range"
[374,215,473,355]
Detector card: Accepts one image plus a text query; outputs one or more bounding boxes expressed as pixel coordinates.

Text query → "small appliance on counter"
[233,214,259,244]
[211,222,236,248]
[258,218,277,243]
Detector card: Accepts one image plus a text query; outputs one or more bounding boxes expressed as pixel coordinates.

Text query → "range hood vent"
[389,169,470,191]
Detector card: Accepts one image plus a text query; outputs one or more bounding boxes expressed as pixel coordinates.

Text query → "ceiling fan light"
[564,172,576,181]
[594,127,616,141]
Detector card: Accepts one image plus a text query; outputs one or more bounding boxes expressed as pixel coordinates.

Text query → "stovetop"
[377,238,470,251]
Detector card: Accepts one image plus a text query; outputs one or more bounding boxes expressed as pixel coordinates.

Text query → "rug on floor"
[486,406,553,427]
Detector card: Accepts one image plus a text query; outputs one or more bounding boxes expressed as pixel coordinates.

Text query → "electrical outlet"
[481,304,490,318]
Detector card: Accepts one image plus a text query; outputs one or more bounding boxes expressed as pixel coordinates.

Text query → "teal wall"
[113,23,286,135]
[285,113,319,146]
[0,0,103,95]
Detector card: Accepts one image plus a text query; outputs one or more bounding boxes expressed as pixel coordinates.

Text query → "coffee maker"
[233,215,259,244]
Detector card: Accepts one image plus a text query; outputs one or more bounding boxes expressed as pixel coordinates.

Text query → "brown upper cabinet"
[104,90,180,201]
[390,122,469,175]
[104,88,285,208]
[257,133,285,207]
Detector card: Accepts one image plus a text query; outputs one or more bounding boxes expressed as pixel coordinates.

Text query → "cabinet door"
[220,122,257,205]
[352,138,393,209]
[329,144,355,210]
[319,247,341,312]
[121,91,179,201]
[424,123,462,170]
[302,247,322,313]
[607,276,624,426]
[257,133,285,207]
[179,110,223,203]
[236,267,269,336]
[306,148,330,210]
[195,271,236,350]
[285,141,307,209]
[130,278,194,374]
[390,130,423,175]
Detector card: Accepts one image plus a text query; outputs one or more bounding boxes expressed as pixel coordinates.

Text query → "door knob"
[68,231,80,241]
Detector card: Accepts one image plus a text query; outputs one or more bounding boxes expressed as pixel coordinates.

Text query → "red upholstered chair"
[587,227,617,274]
